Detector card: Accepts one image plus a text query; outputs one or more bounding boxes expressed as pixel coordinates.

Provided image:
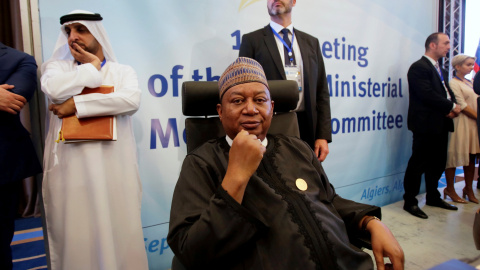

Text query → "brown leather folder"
[60,86,116,142]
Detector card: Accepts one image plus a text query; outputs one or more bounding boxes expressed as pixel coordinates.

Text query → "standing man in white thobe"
[40,10,148,270]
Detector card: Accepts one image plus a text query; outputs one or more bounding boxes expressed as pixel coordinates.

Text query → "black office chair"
[182,80,300,152]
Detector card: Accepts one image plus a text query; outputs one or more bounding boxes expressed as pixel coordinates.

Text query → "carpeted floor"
[11,217,47,270]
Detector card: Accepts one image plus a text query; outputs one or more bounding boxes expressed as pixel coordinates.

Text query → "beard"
[268,0,293,16]
[70,41,100,55]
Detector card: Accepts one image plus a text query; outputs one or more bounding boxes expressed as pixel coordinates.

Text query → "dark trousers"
[0,181,21,270]
[296,111,315,149]
[403,131,448,206]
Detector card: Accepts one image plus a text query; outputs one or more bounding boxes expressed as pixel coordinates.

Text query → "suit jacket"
[406,56,456,135]
[473,71,480,95]
[0,42,42,185]
[239,25,332,146]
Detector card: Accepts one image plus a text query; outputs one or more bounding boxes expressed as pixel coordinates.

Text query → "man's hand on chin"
[69,42,101,70]
[221,130,266,204]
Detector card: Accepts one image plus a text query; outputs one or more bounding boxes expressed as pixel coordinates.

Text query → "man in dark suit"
[474,71,480,189]
[0,42,42,269]
[239,0,331,162]
[473,70,480,95]
[403,33,461,219]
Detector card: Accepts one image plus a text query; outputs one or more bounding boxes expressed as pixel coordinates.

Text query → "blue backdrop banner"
[38,0,437,268]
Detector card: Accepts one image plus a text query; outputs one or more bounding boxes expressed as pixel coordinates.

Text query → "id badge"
[285,65,302,92]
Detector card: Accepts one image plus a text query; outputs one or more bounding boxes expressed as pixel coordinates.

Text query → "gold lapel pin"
[296,178,308,191]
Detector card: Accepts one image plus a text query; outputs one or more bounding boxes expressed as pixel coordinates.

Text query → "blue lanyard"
[436,65,444,82]
[76,58,107,68]
[455,76,474,88]
[271,26,295,64]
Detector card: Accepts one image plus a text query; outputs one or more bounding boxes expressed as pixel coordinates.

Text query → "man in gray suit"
[239,0,331,162]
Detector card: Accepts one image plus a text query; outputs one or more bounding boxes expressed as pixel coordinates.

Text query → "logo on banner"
[239,0,262,11]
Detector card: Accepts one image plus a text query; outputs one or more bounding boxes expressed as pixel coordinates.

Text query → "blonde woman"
[445,54,479,203]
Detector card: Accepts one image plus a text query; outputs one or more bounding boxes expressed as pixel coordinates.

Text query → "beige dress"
[446,78,480,168]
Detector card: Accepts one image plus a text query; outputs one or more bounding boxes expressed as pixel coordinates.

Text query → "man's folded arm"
[167,155,267,268]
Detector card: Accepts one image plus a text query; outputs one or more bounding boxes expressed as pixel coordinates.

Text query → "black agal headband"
[60,13,103,25]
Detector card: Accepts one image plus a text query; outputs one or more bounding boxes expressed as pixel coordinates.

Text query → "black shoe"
[425,199,458,210]
[403,204,428,219]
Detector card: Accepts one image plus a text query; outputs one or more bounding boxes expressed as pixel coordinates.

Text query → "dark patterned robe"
[168,134,380,269]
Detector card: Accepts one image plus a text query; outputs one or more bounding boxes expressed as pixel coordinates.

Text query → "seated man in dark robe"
[168,57,404,270]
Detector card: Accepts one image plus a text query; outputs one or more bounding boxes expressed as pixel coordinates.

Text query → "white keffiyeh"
[41,9,117,74]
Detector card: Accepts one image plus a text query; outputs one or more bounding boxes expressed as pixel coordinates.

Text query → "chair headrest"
[182,80,299,116]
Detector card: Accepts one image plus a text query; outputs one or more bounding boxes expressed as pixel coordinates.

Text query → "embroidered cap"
[218,57,269,100]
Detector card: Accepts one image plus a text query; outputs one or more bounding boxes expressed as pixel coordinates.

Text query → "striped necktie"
[281,28,296,66]
[435,62,452,100]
